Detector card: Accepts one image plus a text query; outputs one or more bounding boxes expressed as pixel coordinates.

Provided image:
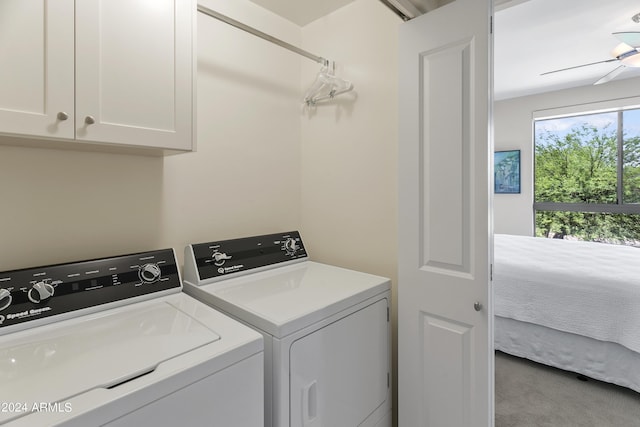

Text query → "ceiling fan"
[542,31,640,85]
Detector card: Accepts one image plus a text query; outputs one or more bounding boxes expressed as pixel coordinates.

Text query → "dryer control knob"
[284,238,299,254]
[28,282,55,304]
[139,263,161,284]
[0,288,12,311]
[213,252,232,267]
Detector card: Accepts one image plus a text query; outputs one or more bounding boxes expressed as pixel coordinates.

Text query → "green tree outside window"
[534,110,640,245]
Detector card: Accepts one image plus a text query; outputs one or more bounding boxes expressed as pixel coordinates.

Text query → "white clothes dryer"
[0,248,263,426]
[183,231,392,427]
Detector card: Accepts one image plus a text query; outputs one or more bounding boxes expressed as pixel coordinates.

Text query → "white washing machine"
[0,248,263,426]
[182,231,392,427]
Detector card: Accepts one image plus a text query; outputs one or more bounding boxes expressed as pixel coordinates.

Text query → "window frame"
[532,97,640,234]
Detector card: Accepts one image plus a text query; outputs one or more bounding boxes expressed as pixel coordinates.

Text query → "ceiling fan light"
[633,12,640,23]
[621,51,640,67]
[612,42,634,57]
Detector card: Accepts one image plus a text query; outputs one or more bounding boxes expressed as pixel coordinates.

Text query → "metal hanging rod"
[197,4,330,67]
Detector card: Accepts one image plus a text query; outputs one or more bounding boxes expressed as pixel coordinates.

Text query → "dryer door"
[289,298,389,427]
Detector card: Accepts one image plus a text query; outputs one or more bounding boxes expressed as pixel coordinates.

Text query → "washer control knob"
[0,289,12,311]
[28,282,55,304]
[284,238,299,254]
[139,263,161,284]
[213,252,232,267]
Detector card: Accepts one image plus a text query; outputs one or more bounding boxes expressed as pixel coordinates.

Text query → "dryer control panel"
[190,231,308,281]
[0,249,181,332]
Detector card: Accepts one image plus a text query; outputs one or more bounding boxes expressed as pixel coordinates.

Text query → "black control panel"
[0,249,180,331]
[192,231,307,281]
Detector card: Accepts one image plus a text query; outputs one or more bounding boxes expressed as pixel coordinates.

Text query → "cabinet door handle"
[85,115,96,125]
[57,112,69,121]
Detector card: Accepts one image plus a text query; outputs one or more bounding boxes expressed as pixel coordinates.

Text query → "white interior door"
[398,0,493,425]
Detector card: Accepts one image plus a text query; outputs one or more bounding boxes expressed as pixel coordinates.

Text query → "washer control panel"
[191,231,308,281]
[0,249,180,331]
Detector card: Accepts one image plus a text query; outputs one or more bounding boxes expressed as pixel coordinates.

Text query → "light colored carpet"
[495,351,640,427]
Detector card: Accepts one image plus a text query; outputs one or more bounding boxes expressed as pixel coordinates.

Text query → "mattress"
[493,234,640,354]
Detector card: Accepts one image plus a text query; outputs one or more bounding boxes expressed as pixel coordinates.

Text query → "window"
[534,107,640,245]
[624,109,640,204]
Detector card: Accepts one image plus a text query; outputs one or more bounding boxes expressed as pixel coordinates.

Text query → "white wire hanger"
[303,62,354,106]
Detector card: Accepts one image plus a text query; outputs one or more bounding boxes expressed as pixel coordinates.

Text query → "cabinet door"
[0,0,74,139]
[290,299,389,427]
[75,0,194,150]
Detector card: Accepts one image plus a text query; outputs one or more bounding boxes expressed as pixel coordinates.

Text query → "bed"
[493,234,640,393]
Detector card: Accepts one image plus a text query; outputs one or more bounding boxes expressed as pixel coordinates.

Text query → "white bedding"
[493,234,640,353]
[495,317,640,393]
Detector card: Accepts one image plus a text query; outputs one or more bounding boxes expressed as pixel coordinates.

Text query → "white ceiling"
[247,0,355,26]
[247,0,640,101]
[495,0,640,100]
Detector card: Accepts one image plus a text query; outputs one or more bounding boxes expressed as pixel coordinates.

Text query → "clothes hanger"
[303,63,354,106]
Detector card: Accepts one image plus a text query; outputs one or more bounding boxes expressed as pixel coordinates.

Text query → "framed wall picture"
[494,150,521,194]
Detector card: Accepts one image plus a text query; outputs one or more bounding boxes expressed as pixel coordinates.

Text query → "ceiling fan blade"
[594,65,627,85]
[540,58,618,76]
[613,32,640,47]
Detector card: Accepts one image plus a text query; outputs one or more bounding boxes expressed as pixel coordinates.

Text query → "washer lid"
[0,300,220,417]
[197,261,390,337]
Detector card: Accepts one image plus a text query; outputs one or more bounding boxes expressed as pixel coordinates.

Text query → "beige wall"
[163,0,303,265]
[300,0,400,421]
[0,0,303,270]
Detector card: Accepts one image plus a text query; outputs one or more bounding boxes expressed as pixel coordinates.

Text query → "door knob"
[474,301,483,311]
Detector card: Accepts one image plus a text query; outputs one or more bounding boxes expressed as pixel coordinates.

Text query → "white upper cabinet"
[0,0,75,140]
[0,0,195,153]
[75,0,194,151]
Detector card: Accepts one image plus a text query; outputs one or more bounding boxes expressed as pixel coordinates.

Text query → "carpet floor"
[495,351,640,427]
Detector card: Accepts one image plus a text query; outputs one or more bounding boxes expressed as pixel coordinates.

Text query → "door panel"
[289,299,389,427]
[0,0,74,139]
[421,314,474,426]
[75,0,193,150]
[420,40,472,274]
[398,0,493,425]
